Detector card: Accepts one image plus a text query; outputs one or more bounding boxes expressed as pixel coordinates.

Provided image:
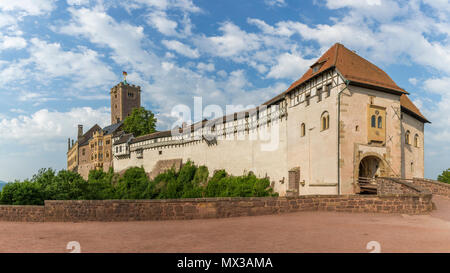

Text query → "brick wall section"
[0,178,435,222]
[412,178,450,198]
[0,205,44,222]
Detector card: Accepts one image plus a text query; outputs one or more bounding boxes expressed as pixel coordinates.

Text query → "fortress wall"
[114,119,289,195]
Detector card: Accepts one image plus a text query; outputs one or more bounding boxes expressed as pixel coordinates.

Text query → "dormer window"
[311,62,323,73]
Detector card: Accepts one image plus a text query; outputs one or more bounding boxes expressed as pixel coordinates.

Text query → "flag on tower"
[122,71,128,84]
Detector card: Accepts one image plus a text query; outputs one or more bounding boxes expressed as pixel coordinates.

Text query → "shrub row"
[0,161,277,205]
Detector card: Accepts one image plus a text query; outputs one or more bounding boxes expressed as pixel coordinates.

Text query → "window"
[321,111,330,131]
[106,152,109,158]
[414,134,419,147]
[159,150,162,155]
[312,65,320,73]
[106,140,110,145]
[119,146,122,153]
[405,131,410,145]
[301,123,306,137]
[128,92,134,98]
[116,147,119,153]
[317,88,322,102]
[411,162,414,173]
[377,116,382,128]
[305,93,311,106]
[371,115,376,128]
[326,84,331,97]
[355,125,359,132]
[82,148,85,156]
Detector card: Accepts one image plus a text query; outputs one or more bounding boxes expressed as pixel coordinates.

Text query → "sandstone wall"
[0,178,439,222]
[412,178,450,198]
[0,205,44,222]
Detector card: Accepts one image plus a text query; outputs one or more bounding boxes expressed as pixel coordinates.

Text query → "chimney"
[78,125,83,140]
[68,138,71,151]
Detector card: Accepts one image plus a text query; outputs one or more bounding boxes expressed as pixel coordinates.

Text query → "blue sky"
[0,0,449,181]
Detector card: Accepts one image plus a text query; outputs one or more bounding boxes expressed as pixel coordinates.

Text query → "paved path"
[0,196,449,253]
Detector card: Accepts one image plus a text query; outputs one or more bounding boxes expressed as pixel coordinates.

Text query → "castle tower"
[110,72,141,124]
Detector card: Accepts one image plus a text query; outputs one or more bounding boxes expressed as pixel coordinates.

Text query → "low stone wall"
[377,177,427,195]
[43,193,432,222]
[0,177,435,222]
[412,178,450,198]
[0,205,44,222]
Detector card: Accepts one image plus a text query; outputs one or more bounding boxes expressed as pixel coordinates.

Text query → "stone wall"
[412,178,450,198]
[0,205,44,222]
[377,177,425,195]
[0,178,435,222]
[42,193,432,222]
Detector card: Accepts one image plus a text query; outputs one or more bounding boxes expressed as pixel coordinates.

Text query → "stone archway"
[354,153,388,194]
[359,156,383,178]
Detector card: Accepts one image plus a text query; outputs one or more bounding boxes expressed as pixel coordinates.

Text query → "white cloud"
[0,0,56,16]
[408,78,418,85]
[162,39,199,58]
[67,0,90,6]
[147,11,179,36]
[264,0,286,7]
[197,62,215,72]
[27,38,115,88]
[0,107,110,145]
[58,7,158,74]
[196,22,261,58]
[267,52,313,80]
[423,77,450,95]
[0,35,27,50]
[131,0,201,13]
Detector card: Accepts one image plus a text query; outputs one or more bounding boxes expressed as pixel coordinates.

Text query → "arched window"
[405,130,410,145]
[414,134,419,147]
[301,123,306,137]
[321,111,330,131]
[371,115,376,128]
[377,116,382,128]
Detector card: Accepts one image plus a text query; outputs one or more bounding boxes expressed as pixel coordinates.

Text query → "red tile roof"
[264,43,408,105]
[400,94,430,123]
[264,43,428,123]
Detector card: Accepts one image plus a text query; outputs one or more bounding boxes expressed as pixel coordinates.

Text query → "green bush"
[438,168,450,184]
[0,161,277,205]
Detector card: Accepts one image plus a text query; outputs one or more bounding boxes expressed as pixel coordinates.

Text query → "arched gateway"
[357,155,386,194]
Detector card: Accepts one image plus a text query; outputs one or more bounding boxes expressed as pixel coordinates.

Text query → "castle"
[67,81,141,179]
[68,43,429,196]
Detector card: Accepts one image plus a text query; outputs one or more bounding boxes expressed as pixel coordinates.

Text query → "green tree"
[438,168,450,184]
[115,167,149,199]
[123,107,157,137]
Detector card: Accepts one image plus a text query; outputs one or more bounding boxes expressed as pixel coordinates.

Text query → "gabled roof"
[264,43,408,105]
[400,94,430,123]
[114,133,134,145]
[102,122,123,135]
[78,124,101,147]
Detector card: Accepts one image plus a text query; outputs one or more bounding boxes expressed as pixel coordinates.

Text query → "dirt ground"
[0,196,449,253]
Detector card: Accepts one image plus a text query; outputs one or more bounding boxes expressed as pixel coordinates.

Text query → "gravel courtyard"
[0,196,448,253]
